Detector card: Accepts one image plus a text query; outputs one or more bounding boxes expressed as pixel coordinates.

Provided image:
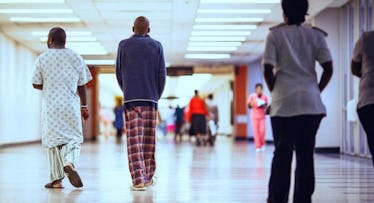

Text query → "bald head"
[47,27,66,48]
[133,16,150,35]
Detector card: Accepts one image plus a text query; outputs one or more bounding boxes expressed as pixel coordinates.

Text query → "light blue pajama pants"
[47,142,81,182]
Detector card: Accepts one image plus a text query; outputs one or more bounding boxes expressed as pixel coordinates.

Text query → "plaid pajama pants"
[125,106,157,186]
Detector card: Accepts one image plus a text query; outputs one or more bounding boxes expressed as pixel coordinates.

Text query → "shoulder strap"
[312,26,328,37]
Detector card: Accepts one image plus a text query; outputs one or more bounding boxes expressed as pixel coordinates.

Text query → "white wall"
[247,59,273,141]
[0,33,40,145]
[313,8,342,148]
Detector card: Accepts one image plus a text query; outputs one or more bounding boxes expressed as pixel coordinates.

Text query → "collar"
[132,34,150,38]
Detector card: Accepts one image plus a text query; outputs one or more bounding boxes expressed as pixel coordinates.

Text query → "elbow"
[351,61,362,77]
[325,66,333,77]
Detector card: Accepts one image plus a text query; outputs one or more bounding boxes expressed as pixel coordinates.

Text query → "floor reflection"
[0,136,373,203]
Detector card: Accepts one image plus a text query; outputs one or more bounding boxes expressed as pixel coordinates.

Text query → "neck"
[51,45,65,49]
[134,32,147,36]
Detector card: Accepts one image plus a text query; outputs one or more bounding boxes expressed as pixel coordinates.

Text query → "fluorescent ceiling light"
[194,25,257,30]
[190,36,246,41]
[85,59,115,65]
[96,2,171,11]
[198,9,271,14]
[201,0,279,3]
[196,17,263,23]
[191,31,251,36]
[33,31,91,36]
[188,42,242,46]
[187,47,238,51]
[40,36,97,42]
[185,54,230,59]
[10,17,80,23]
[0,0,64,3]
[0,9,72,14]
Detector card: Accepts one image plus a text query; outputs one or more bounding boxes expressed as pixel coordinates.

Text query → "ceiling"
[0,0,348,66]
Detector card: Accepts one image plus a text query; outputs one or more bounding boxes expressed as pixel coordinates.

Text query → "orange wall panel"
[234,65,248,139]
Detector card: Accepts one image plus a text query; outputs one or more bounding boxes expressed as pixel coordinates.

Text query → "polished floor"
[0,136,373,203]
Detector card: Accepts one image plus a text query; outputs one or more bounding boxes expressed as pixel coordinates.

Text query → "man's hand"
[81,107,89,120]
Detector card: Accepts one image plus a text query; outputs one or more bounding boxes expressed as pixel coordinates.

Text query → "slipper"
[130,185,147,191]
[63,166,83,188]
[45,179,64,189]
[145,177,157,187]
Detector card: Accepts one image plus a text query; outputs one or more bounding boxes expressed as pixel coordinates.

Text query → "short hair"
[194,90,199,95]
[48,27,66,45]
[255,83,263,89]
[208,94,213,100]
[282,0,309,25]
[133,16,150,34]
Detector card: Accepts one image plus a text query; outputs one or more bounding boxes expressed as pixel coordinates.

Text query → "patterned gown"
[32,48,92,148]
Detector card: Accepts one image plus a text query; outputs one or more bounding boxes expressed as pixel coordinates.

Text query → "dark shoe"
[196,139,201,146]
[45,179,64,189]
[63,165,83,188]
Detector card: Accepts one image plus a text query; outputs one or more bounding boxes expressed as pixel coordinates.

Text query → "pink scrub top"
[248,93,268,119]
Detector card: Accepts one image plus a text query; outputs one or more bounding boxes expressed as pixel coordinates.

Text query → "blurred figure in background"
[157,111,167,137]
[206,94,219,146]
[113,96,124,141]
[187,90,208,146]
[247,83,268,152]
[351,31,374,166]
[174,105,185,142]
[166,105,175,134]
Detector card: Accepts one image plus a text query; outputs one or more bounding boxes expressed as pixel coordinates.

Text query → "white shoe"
[261,146,266,151]
[256,148,261,153]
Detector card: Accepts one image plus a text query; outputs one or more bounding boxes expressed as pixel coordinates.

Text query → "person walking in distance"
[263,0,333,202]
[32,27,92,189]
[187,90,209,146]
[247,83,268,152]
[116,16,166,191]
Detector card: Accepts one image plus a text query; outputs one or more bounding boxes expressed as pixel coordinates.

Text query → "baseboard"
[0,140,41,149]
[314,147,340,154]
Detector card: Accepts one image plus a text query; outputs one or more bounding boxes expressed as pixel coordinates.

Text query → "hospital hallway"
[0,136,373,203]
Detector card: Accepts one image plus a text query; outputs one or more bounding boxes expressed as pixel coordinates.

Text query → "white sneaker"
[256,148,261,153]
[261,146,266,151]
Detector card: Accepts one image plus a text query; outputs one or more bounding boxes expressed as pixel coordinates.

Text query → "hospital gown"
[32,48,92,148]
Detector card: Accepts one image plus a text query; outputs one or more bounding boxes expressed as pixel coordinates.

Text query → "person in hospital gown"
[32,27,92,189]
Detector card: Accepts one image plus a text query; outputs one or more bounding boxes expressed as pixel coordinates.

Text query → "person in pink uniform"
[248,83,268,152]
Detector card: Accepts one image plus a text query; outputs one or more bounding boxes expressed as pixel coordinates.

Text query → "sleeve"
[31,57,43,85]
[157,43,166,99]
[262,32,277,67]
[77,55,93,86]
[247,94,255,104]
[352,34,364,63]
[116,43,124,91]
[316,35,333,64]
